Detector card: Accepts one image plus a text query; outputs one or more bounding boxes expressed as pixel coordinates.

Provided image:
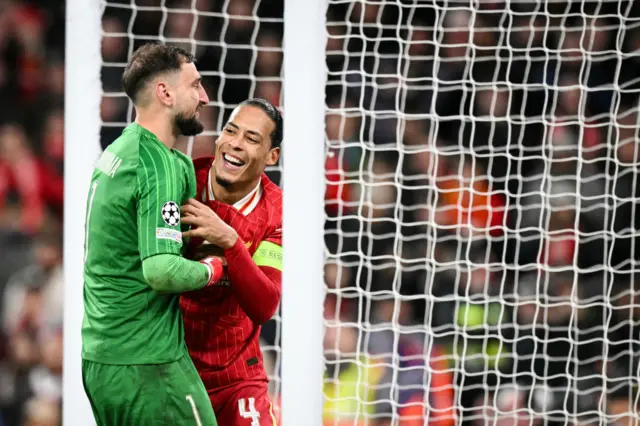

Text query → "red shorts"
[209,382,277,426]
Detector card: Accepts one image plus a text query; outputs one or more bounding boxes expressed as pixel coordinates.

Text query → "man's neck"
[135,111,177,150]
[209,168,260,206]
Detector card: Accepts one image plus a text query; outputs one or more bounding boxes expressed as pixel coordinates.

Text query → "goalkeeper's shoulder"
[94,131,142,180]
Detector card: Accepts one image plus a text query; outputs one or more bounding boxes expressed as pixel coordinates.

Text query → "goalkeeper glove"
[201,257,225,287]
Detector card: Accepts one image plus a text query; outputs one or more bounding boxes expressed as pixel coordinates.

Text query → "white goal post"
[280,0,326,425]
[63,0,102,424]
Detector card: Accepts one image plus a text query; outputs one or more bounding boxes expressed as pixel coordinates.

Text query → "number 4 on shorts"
[239,398,260,426]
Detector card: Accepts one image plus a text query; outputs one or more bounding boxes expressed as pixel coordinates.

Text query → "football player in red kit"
[179,98,283,426]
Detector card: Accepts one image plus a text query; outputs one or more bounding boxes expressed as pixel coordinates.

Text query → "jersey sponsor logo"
[161,201,181,227]
[156,227,182,243]
[95,150,122,177]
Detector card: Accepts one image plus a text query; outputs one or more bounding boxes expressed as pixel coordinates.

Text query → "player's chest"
[211,203,269,250]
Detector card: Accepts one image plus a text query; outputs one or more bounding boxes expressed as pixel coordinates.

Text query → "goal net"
[79,0,640,424]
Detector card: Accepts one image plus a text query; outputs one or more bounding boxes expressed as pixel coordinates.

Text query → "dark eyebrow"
[193,76,202,85]
[246,130,263,140]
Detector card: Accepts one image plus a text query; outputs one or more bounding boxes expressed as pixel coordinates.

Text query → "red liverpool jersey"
[180,157,283,390]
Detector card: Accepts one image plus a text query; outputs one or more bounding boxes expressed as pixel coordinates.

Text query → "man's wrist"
[221,230,239,249]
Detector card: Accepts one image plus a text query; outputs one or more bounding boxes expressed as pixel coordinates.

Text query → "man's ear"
[155,81,174,107]
[266,147,280,166]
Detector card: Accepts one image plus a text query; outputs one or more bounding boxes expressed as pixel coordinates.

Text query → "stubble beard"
[215,173,233,189]
[174,111,204,136]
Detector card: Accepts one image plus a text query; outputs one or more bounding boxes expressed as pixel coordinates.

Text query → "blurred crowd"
[1,0,640,425]
[317,1,640,425]
[0,0,65,425]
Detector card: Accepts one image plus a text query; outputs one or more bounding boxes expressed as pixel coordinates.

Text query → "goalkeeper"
[81,43,221,426]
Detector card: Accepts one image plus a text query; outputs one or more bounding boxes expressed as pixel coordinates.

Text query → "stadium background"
[0,0,639,425]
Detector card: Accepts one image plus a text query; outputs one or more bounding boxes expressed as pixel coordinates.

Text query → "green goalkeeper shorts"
[82,353,217,426]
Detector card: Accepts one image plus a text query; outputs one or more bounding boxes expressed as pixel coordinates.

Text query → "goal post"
[281,0,327,424]
[62,0,102,424]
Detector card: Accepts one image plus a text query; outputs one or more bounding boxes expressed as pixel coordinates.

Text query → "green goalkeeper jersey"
[81,123,197,365]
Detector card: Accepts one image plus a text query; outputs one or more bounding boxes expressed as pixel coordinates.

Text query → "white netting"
[99,0,640,425]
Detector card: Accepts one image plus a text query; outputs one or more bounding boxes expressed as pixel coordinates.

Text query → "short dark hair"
[122,43,195,104]
[238,98,283,148]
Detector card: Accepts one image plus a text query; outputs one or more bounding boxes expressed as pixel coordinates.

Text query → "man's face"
[213,105,280,188]
[172,62,209,136]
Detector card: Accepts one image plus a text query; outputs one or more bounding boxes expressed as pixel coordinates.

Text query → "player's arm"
[137,145,222,293]
[224,231,282,324]
[181,199,282,323]
[141,254,223,293]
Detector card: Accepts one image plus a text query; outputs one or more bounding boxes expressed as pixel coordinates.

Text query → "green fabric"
[82,352,217,426]
[142,254,209,293]
[82,123,198,365]
[252,241,283,271]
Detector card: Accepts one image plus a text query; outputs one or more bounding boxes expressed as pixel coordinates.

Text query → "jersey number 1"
[84,180,99,262]
[185,395,203,426]
[238,398,260,425]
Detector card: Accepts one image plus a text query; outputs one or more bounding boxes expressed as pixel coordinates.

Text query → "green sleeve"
[137,144,185,260]
[142,254,209,293]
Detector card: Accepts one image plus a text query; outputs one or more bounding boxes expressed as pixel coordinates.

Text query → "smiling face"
[213,104,280,189]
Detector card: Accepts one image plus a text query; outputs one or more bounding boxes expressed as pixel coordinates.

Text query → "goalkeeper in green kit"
[81,43,221,425]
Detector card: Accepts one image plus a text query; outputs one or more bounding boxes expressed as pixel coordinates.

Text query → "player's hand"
[181,198,239,249]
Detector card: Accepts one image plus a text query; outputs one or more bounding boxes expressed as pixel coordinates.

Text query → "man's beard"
[215,173,232,189]
[175,111,204,136]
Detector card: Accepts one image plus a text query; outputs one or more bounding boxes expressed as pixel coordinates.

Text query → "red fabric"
[0,156,63,233]
[9,5,46,100]
[181,157,282,391]
[224,238,281,325]
[201,257,225,286]
[208,381,276,426]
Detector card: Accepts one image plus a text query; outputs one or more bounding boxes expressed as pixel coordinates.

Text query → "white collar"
[205,166,262,216]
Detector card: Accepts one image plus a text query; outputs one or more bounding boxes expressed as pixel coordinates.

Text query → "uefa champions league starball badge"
[161,201,181,227]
